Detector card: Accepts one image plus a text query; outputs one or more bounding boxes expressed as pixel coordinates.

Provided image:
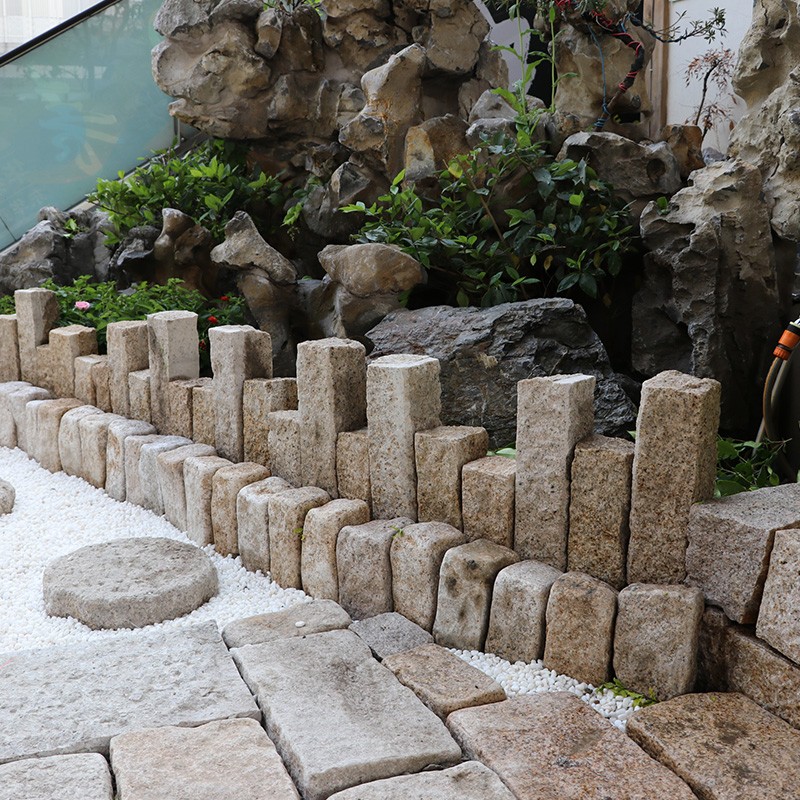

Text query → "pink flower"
[74,301,91,311]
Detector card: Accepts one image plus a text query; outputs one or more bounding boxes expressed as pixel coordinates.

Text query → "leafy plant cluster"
[598,678,657,708]
[714,437,785,498]
[88,139,286,247]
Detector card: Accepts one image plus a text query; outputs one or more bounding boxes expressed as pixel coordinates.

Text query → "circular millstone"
[0,478,14,515]
[43,537,218,630]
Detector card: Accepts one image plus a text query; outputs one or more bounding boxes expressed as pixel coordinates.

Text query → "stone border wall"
[1,288,799,722]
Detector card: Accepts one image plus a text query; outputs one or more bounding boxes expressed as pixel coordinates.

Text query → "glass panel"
[0,0,176,250]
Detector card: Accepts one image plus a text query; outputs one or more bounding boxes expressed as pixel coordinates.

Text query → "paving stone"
[568,434,634,589]
[222,600,352,648]
[383,644,505,719]
[543,571,617,686]
[109,718,300,800]
[757,528,800,663]
[367,354,441,520]
[184,455,233,546]
[26,397,81,472]
[92,358,111,412]
[461,455,516,548]
[268,409,302,486]
[390,521,466,631]
[613,583,703,700]
[157,443,218,531]
[14,288,58,385]
[627,692,800,800]
[336,428,373,511]
[231,629,462,800]
[105,419,156,501]
[243,377,297,467]
[237,476,293,574]
[301,498,370,600]
[211,462,271,556]
[0,477,14,514]
[337,518,413,619]
[0,622,259,763]
[78,412,126,488]
[628,371,720,584]
[0,314,21,382]
[137,435,193,514]
[57,404,102,478]
[43,537,218,630]
[268,486,331,589]
[448,693,696,800]
[485,560,562,663]
[432,539,518,651]
[128,369,152,423]
[326,761,515,800]
[107,320,149,417]
[0,380,30,447]
[74,354,106,405]
[191,382,216,446]
[686,483,800,623]
[350,612,434,659]
[165,377,211,438]
[0,753,113,800]
[8,384,51,452]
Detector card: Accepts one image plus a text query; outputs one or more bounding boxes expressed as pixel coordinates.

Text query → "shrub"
[714,437,786,497]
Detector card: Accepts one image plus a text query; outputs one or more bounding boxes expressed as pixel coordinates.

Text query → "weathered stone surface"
[337,517,412,619]
[418,0,489,75]
[78,412,126,488]
[107,320,149,417]
[628,371,721,584]
[243,377,297,467]
[165,377,210,439]
[367,300,635,449]
[686,483,800,623]
[319,244,424,297]
[237,476,293,573]
[383,644,505,719]
[404,114,469,182]
[0,478,14,515]
[350,612,433,659]
[657,123,704,180]
[74,354,106,406]
[485,560,562,664]
[461,456,515,547]
[105,419,156,501]
[613,583,703,700]
[57,404,101,478]
[568,434,634,589]
[43,537,218,630]
[432,539,518,651]
[0,753,113,800]
[136,435,193,514]
[91,357,111,412]
[128,369,152,423]
[0,381,31,448]
[0,315,21,382]
[301,498,370,600]
[109,718,300,800]
[212,462,271,556]
[157,443,217,531]
[336,428,372,510]
[184,455,233,546]
[7,385,51,452]
[757,529,800,663]
[41,325,98,397]
[26,397,81,472]
[0,623,259,763]
[627,692,800,800]
[268,409,302,487]
[14,287,58,385]
[191,382,216,445]
[231,630,462,800]
[543,571,617,686]
[449,693,696,800]
[390,521,466,631]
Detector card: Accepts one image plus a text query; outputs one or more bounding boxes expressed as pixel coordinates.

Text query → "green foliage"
[344,135,632,307]
[263,0,323,14]
[714,437,785,498]
[598,678,657,708]
[88,139,286,247]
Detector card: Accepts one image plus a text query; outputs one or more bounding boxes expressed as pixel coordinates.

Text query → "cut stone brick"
[757,529,800,663]
[128,369,152,423]
[14,287,59,384]
[461,456,516,548]
[448,693,696,800]
[382,643,505,719]
[301,498,370,600]
[109,718,300,800]
[390,521,466,631]
[57,404,101,478]
[157,443,218,531]
[78,412,126,488]
[165,377,211,439]
[485,560,562,663]
[336,428,372,511]
[627,692,800,800]
[191,382,216,446]
[268,409,302,486]
[107,320,149,417]
[432,539,519,651]
[367,354,441,520]
[137,435,193,514]
[685,483,800,623]
[350,612,434,659]
[337,517,413,619]
[231,629,462,800]
[628,371,721,584]
[243,377,297,467]
[0,314,21,382]
[42,325,97,397]
[236,476,293,574]
[26,397,81,472]
[543,571,617,686]
[8,385,51,452]
[74,354,106,406]
[0,381,30,448]
[613,583,703,700]
[184,455,233,546]
[268,486,331,589]
[515,374,595,570]
[91,358,111,412]
[0,753,113,800]
[211,462,271,556]
[123,434,181,508]
[568,433,634,588]
[105,419,156,501]
[222,600,352,648]
[0,622,259,763]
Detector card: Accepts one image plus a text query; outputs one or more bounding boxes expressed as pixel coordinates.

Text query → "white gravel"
[0,444,637,727]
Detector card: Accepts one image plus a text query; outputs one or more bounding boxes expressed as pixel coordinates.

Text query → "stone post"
[107,320,149,417]
[40,326,97,397]
[0,315,21,381]
[336,429,372,512]
[127,370,152,423]
[166,377,211,439]
[192,383,216,446]
[14,288,58,384]
[92,358,111,412]
[461,456,516,548]
[74,355,106,406]
[268,410,302,486]
[243,377,297,467]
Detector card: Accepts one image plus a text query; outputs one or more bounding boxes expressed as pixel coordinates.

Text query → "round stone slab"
[43,537,218,630]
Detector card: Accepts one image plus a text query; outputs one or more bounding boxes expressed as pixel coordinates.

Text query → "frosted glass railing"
[0,0,176,251]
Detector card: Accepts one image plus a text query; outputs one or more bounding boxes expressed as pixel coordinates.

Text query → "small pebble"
[295,621,306,628]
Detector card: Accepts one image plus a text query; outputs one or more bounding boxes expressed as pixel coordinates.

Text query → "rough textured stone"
[0,381,32,448]
[432,539,518,651]
[613,583,704,700]
[0,623,259,763]
[268,409,302,487]
[243,377,297,467]
[231,630,462,800]
[350,612,433,660]
[212,462,271,556]
[26,397,82,472]
[14,288,58,386]
[165,377,211,439]
[8,385,51,452]
[336,428,372,510]
[461,456,515,547]
[318,244,424,297]
[43,537,218,630]
[0,753,113,800]
[74,354,106,406]
[109,718,300,800]
[191,382,216,445]
[515,374,595,569]
[450,693,695,800]
[78,413,126,488]
[57,404,101,478]
[390,521,466,631]
[104,419,156,501]
[157,443,217,531]
[0,478,14,515]
[543,571,617,686]
[0,315,21,382]
[568,434,634,589]
[128,369,152,423]
[686,483,800,624]
[222,600,352,648]
[184,455,233,546]
[627,692,800,800]
[485,560,562,664]
[91,358,111,412]
[628,371,721,584]
[757,529,800,663]
[237,476,293,574]
[136,435,193,514]
[301,498,370,600]
[107,320,149,417]
[40,325,98,398]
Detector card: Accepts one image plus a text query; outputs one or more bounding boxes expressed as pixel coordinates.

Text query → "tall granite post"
[107,320,149,417]
[14,288,59,385]
[0,316,21,381]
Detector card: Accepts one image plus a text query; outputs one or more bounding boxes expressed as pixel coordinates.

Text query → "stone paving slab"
[110,719,300,800]
[349,612,433,660]
[627,692,800,800]
[447,693,696,800]
[0,753,113,800]
[231,629,462,800]
[0,623,259,764]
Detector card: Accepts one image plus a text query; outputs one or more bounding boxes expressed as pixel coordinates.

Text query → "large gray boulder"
[366,299,636,448]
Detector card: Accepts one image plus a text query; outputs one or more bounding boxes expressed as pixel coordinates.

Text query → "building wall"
[0,0,98,54]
